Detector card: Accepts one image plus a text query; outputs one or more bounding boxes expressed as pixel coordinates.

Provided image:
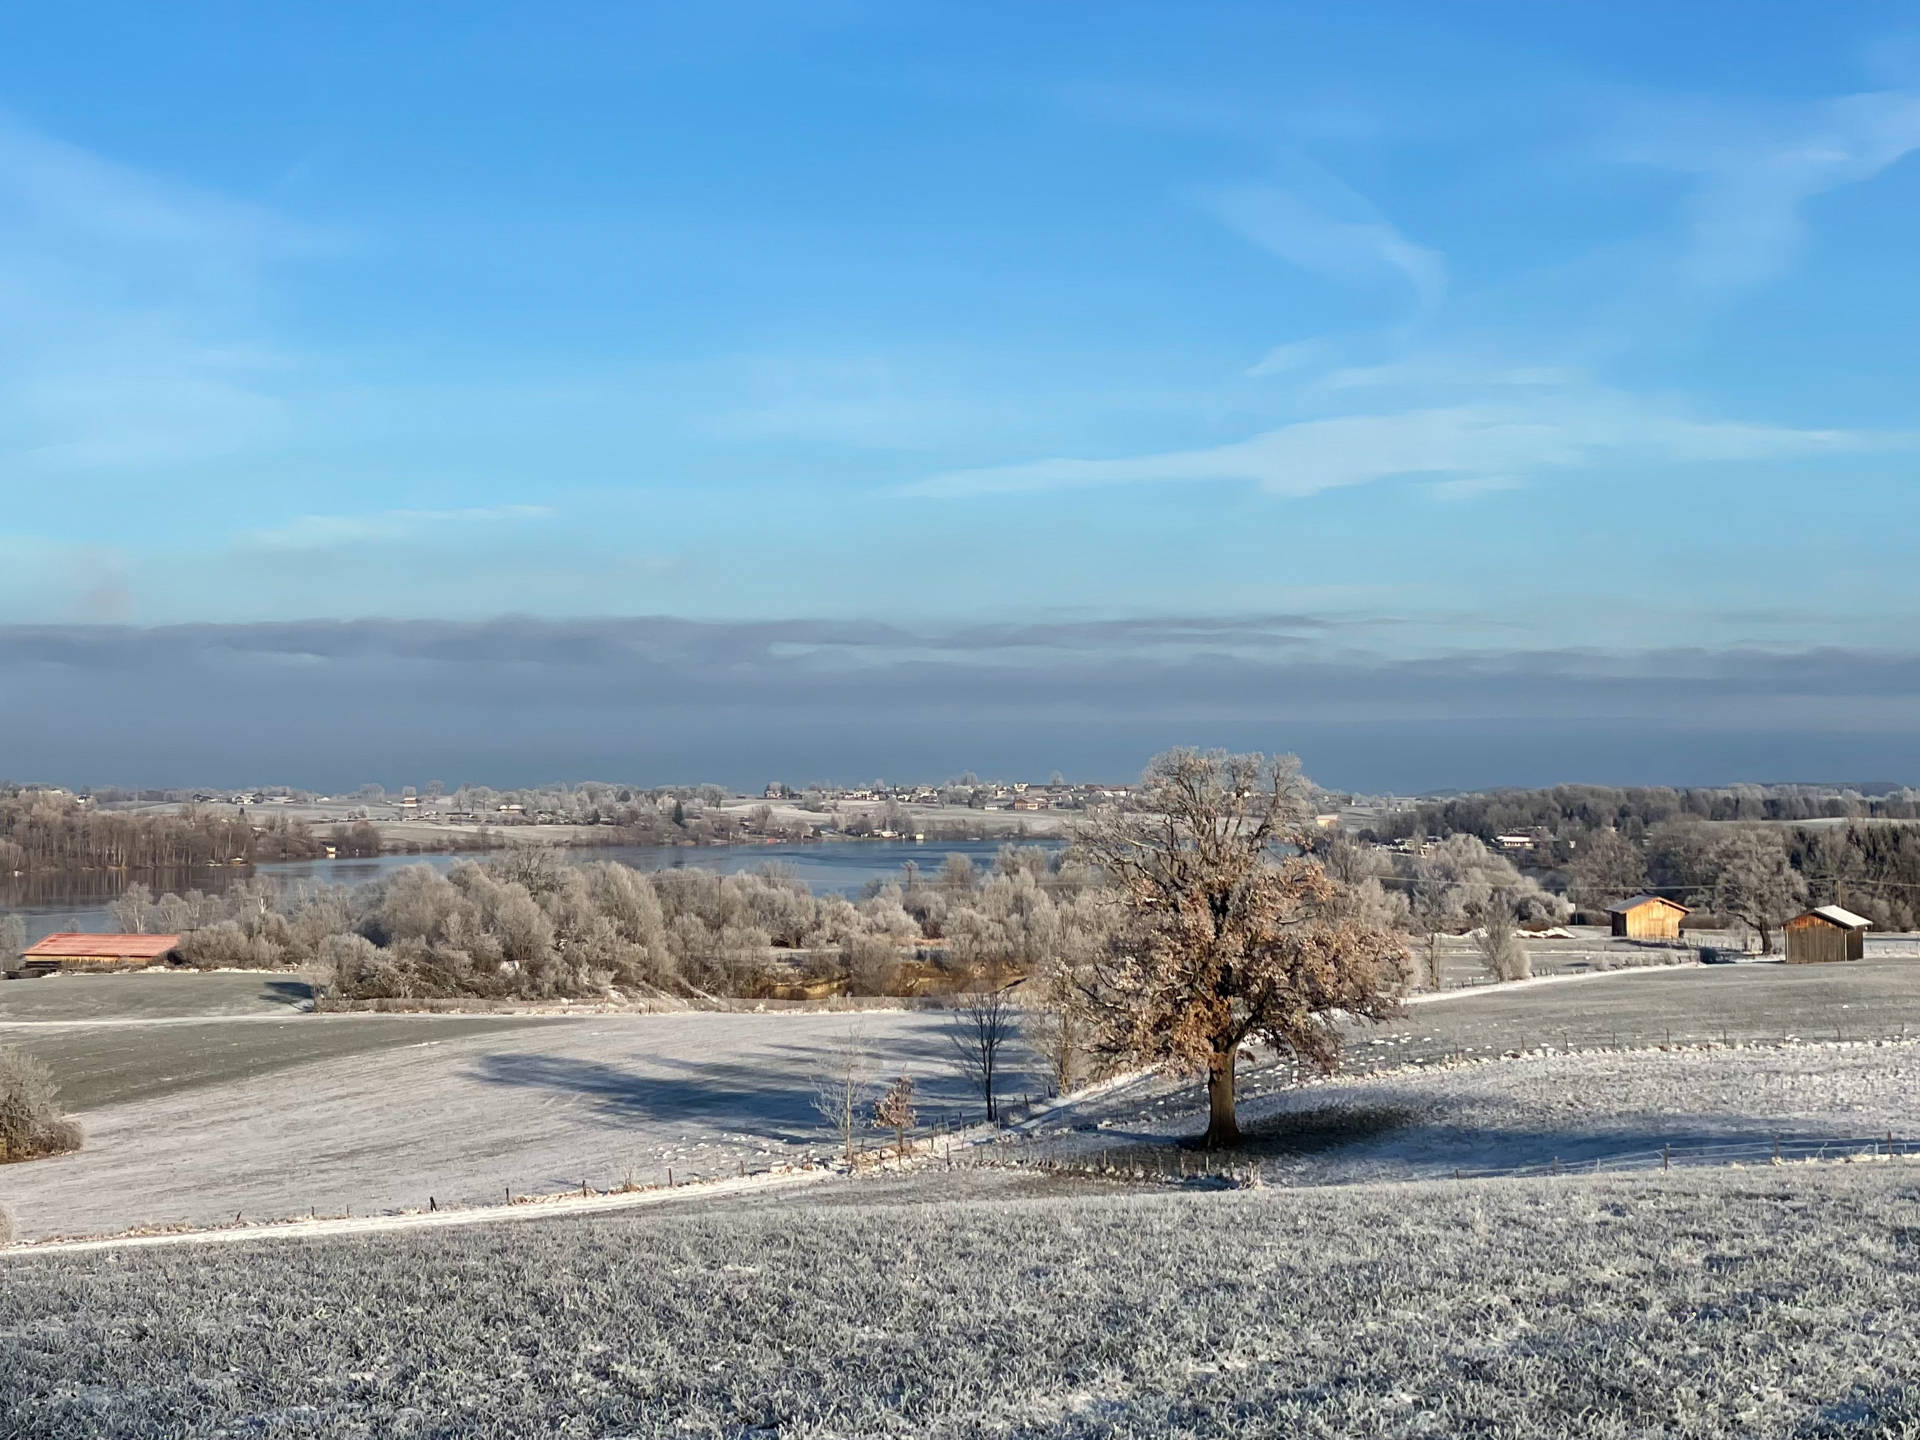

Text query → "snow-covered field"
[1061,1039,1920,1184]
[0,1010,1040,1242]
[8,1162,1920,1437]
[10,960,1920,1241]
[10,961,1920,1435]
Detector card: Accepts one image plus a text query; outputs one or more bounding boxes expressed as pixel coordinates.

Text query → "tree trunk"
[1758,920,1774,956]
[1202,1046,1241,1148]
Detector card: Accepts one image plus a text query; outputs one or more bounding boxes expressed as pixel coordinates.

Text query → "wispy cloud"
[240,505,554,550]
[907,386,1894,499]
[0,116,333,477]
[1209,182,1446,315]
[1244,339,1334,378]
[1611,88,1920,288]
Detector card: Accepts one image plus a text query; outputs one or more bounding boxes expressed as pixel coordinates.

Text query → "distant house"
[1606,895,1689,941]
[1495,833,1535,852]
[1784,905,1872,964]
[15,933,182,976]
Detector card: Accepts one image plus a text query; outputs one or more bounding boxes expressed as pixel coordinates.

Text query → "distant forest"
[0,786,765,874]
[0,790,277,873]
[1371,783,1920,846]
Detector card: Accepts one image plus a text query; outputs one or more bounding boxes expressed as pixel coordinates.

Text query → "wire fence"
[951,1130,1920,1189]
[1324,1021,1920,1076]
[1443,1133,1918,1180]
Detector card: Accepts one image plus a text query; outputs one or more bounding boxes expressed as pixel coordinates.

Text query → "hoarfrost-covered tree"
[872,1074,915,1157]
[812,1025,872,1164]
[1077,749,1406,1148]
[1568,828,1647,910]
[109,882,155,934]
[1475,894,1531,982]
[1709,829,1807,955]
[0,1047,82,1162]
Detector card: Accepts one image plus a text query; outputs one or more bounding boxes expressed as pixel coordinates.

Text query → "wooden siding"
[1611,899,1687,941]
[1784,914,1865,964]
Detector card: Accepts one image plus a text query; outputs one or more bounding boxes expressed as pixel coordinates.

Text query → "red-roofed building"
[15,933,183,975]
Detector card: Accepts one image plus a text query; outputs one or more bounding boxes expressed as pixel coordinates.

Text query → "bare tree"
[1077,748,1406,1148]
[1475,894,1531,982]
[872,1074,916,1157]
[811,1024,872,1164]
[1022,991,1082,1097]
[1710,829,1807,955]
[947,985,1019,1123]
[1568,828,1647,911]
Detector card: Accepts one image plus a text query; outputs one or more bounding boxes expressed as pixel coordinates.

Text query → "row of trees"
[100,843,1117,1004]
[1376,782,1920,847]
[0,791,270,874]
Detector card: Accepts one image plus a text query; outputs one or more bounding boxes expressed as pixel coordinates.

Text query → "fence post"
[1773,1137,1781,1164]
[1662,1144,1670,1172]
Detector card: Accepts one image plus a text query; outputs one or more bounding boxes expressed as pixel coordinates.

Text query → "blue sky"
[3,4,1920,787]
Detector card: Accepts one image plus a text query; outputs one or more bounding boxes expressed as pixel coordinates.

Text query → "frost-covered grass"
[1060,1040,1920,1185]
[0,1010,1038,1241]
[0,1012,558,1113]
[6,1164,1920,1437]
[1066,959,1920,1142]
[0,971,312,1024]
[1380,959,1920,1058]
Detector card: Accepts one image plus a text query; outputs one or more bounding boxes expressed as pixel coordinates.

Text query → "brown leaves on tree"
[1075,749,1407,1145]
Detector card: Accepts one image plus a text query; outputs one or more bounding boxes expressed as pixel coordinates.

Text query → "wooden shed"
[14,933,182,977]
[1606,895,1690,941]
[1783,906,1871,965]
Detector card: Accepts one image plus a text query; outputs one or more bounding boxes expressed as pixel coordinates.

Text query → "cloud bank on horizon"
[1,4,1918,782]
[5,618,1920,793]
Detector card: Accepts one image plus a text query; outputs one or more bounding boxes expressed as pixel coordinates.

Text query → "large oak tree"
[1077,749,1406,1148]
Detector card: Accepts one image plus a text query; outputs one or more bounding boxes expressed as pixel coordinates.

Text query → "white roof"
[1804,905,1872,930]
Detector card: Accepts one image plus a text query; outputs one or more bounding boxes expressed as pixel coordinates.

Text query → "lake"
[4,838,1063,945]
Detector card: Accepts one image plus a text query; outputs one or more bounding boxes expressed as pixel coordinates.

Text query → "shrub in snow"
[0,1047,82,1163]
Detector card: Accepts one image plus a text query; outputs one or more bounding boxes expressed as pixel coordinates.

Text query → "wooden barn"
[1784,906,1871,965]
[14,933,182,977]
[1606,894,1690,941]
